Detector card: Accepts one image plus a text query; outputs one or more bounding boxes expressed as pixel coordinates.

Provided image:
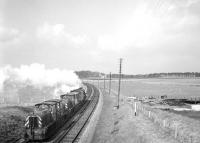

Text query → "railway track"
[54,84,99,143]
[17,83,99,143]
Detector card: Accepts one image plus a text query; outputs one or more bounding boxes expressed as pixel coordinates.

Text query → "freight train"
[24,86,87,141]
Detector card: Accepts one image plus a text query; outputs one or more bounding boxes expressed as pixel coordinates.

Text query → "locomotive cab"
[43,99,70,118]
[71,87,87,97]
[60,94,74,110]
[25,102,54,140]
[62,92,79,106]
[44,100,63,120]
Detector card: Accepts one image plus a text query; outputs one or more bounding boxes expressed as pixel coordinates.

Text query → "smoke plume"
[0,63,81,104]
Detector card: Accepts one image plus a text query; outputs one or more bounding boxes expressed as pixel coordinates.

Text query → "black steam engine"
[24,87,87,140]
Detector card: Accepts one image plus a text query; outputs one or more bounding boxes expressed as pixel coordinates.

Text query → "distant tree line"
[120,72,200,79]
[75,71,105,79]
[75,71,200,79]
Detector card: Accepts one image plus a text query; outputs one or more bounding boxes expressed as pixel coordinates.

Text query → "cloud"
[97,3,164,51]
[186,0,200,7]
[97,0,200,53]
[97,35,119,51]
[37,23,89,47]
[0,26,20,42]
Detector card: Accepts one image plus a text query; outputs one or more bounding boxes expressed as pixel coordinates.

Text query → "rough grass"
[92,88,180,143]
[97,78,200,119]
[138,103,200,143]
[95,78,200,142]
[0,106,33,143]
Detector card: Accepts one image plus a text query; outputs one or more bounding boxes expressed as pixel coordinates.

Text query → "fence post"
[148,111,151,118]
[163,120,166,127]
[154,114,157,122]
[190,136,193,143]
[175,123,178,138]
[5,121,7,137]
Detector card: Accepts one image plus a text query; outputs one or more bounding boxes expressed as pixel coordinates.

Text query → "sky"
[0,0,200,74]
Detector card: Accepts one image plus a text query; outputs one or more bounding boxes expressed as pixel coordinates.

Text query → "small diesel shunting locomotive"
[24,86,87,140]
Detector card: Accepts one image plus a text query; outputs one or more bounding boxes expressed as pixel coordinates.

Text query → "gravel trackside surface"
[92,89,179,143]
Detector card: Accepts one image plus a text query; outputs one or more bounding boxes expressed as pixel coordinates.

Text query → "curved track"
[55,83,99,143]
[18,83,99,143]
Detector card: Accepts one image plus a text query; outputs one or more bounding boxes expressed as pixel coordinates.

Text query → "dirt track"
[92,89,179,143]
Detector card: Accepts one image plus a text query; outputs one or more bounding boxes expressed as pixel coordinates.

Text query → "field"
[92,78,200,119]
[102,78,200,99]
[1,78,200,142]
[0,106,33,142]
[92,78,200,143]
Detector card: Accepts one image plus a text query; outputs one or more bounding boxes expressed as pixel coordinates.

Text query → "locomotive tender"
[25,87,87,140]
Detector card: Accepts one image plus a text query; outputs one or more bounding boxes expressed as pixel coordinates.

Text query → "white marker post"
[134,102,137,116]
[148,111,151,118]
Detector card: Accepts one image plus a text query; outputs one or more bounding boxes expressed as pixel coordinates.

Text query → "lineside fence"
[135,102,200,143]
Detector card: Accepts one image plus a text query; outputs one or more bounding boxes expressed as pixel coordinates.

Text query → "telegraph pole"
[104,75,106,92]
[117,58,122,109]
[109,72,112,95]
[98,73,100,89]
[98,77,100,88]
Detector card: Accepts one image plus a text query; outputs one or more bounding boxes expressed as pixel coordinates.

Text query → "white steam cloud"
[0,63,81,105]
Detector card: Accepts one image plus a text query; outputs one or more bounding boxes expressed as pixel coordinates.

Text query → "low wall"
[78,87,103,143]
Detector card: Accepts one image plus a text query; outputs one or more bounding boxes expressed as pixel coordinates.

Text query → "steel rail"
[55,84,99,143]
[16,83,95,143]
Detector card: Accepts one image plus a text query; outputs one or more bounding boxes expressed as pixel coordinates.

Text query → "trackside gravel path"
[92,89,179,143]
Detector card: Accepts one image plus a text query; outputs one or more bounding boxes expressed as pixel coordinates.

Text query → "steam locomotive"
[24,86,87,140]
